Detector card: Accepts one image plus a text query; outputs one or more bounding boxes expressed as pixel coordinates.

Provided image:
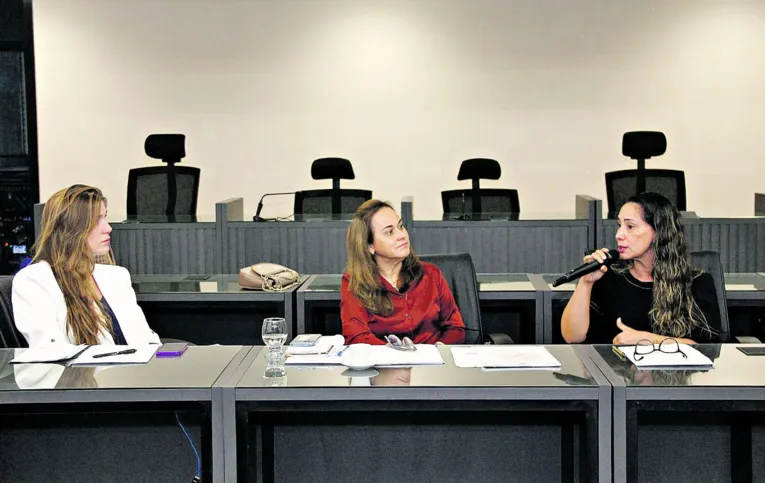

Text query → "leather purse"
[238,263,300,291]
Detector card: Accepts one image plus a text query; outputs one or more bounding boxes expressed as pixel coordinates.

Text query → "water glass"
[262,317,287,360]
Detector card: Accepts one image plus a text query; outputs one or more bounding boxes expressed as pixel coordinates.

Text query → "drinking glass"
[262,317,287,362]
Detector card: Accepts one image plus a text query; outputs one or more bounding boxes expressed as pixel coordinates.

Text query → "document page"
[451,346,561,369]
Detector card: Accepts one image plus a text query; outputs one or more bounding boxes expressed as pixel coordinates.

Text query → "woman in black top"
[561,192,720,345]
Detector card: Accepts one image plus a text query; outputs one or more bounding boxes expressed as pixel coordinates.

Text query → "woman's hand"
[580,247,611,285]
[612,318,655,345]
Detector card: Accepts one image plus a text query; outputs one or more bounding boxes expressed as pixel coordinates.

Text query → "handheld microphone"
[253,192,296,222]
[552,249,620,287]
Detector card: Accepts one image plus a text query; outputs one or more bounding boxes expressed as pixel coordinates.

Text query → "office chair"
[606,169,686,214]
[127,134,200,218]
[0,276,27,349]
[419,253,513,344]
[690,251,760,343]
[606,131,687,214]
[293,157,372,216]
[441,158,520,217]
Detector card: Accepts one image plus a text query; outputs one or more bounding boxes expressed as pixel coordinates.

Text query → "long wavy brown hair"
[33,185,115,345]
[346,199,423,315]
[617,192,714,339]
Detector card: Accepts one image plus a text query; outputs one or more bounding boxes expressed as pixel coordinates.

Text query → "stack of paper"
[617,344,714,368]
[451,346,561,369]
[69,345,159,365]
[286,343,445,366]
[286,335,345,355]
[10,344,88,364]
[368,345,444,366]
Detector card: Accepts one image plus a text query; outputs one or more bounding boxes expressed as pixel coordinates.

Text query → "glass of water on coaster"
[262,317,288,362]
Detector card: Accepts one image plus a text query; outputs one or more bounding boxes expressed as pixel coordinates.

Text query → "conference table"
[0,345,250,483]
[131,274,300,344]
[228,344,612,483]
[585,343,765,483]
[4,342,765,482]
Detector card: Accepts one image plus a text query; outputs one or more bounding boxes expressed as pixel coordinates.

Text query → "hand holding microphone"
[552,248,620,287]
[581,248,614,284]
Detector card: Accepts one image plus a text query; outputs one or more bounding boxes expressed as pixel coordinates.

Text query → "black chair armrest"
[734,336,762,344]
[484,333,514,345]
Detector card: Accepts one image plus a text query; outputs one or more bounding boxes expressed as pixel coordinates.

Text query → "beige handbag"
[238,263,300,291]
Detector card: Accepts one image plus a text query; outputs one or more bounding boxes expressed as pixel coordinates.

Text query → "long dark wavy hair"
[617,192,713,339]
[345,199,423,315]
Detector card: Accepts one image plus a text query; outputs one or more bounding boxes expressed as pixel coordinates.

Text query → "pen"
[612,345,627,361]
[336,345,348,357]
[92,349,137,359]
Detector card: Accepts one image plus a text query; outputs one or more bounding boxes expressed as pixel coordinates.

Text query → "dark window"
[0,50,27,156]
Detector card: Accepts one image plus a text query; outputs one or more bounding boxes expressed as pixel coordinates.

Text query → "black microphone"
[551,249,620,287]
[253,192,296,222]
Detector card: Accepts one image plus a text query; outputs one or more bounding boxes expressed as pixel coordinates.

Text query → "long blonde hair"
[346,199,423,315]
[33,185,114,345]
[619,192,714,339]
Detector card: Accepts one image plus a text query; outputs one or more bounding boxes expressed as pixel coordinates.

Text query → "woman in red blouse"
[341,199,466,345]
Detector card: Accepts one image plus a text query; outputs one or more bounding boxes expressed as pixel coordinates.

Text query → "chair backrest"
[690,250,730,342]
[457,158,502,189]
[441,188,520,215]
[605,169,686,214]
[311,157,355,187]
[0,276,27,349]
[294,189,372,216]
[418,253,483,344]
[127,166,200,217]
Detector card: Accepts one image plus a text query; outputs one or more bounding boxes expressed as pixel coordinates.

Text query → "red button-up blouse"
[341,262,466,345]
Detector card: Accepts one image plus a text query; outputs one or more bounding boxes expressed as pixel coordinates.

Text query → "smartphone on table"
[156,342,189,358]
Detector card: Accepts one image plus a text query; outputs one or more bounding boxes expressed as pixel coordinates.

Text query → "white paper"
[287,344,445,366]
[286,335,345,355]
[618,344,714,368]
[285,353,343,365]
[69,345,159,365]
[368,344,444,366]
[451,346,561,369]
[286,344,345,365]
[11,344,88,364]
[450,347,483,368]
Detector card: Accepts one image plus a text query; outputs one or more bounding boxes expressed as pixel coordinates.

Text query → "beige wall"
[33,0,765,220]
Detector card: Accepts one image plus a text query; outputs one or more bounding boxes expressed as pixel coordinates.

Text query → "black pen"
[92,349,138,359]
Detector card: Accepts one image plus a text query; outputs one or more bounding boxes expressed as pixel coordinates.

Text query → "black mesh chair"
[690,251,760,343]
[0,276,26,349]
[606,169,686,214]
[419,253,513,344]
[127,134,201,218]
[441,158,519,217]
[606,131,686,214]
[293,158,372,216]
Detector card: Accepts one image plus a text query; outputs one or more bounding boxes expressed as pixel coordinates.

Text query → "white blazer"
[12,261,161,347]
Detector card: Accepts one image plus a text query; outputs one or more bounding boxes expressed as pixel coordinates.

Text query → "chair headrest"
[622,132,666,160]
[145,134,186,162]
[457,158,501,181]
[311,158,355,180]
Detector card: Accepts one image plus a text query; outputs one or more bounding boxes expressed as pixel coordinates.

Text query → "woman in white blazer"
[12,185,160,347]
